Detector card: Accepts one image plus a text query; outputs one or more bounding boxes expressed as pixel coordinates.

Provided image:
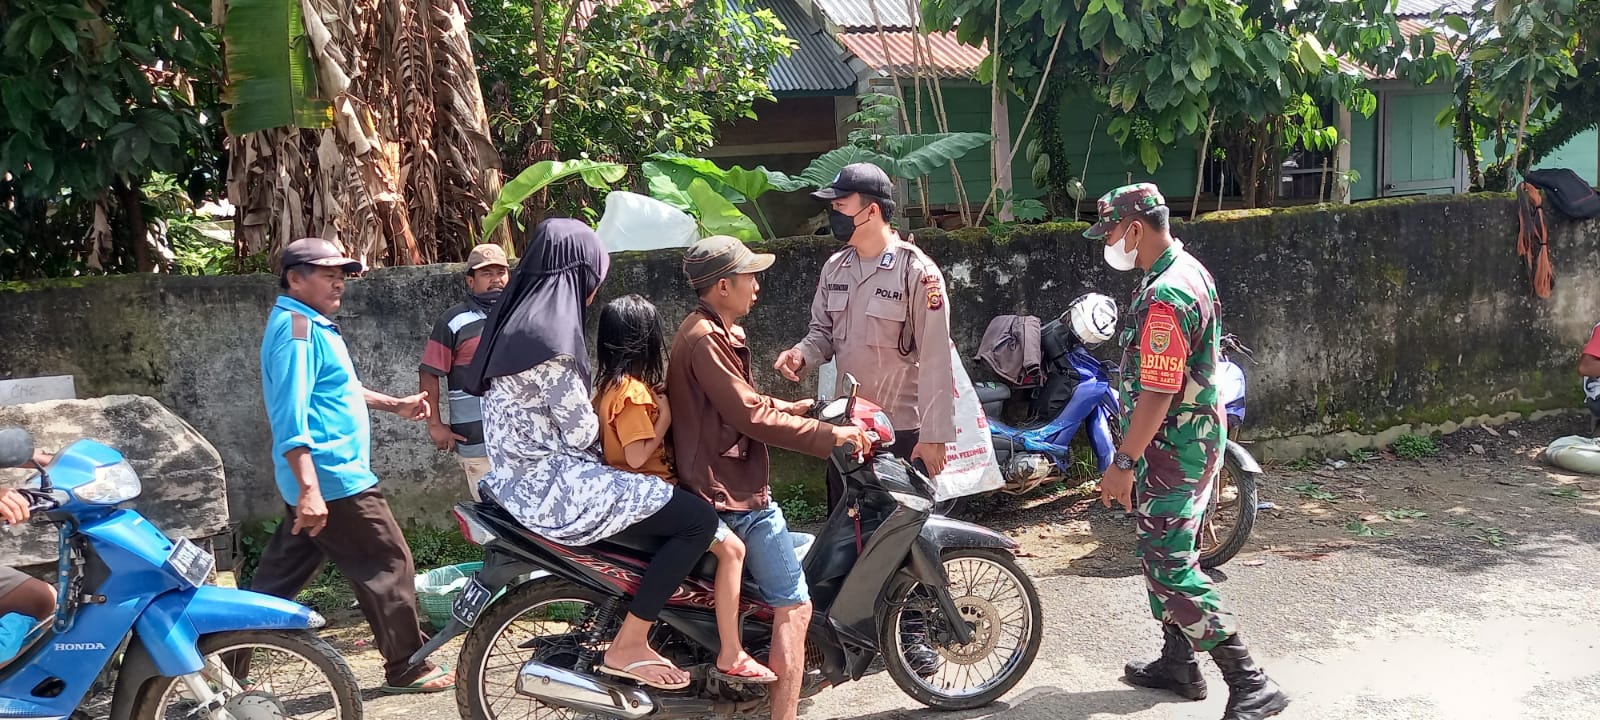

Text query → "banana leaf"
[646,153,807,202]
[879,133,994,178]
[482,160,628,237]
[687,178,760,243]
[221,0,333,134]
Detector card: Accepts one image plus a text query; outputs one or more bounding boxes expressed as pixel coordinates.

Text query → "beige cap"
[466,243,509,271]
[683,235,775,290]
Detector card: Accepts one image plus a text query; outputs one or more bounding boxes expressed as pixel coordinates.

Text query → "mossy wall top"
[2,194,1595,525]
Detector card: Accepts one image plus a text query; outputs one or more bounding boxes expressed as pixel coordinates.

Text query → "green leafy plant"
[1549,487,1582,500]
[1383,508,1428,521]
[1473,527,1510,548]
[774,483,826,525]
[641,153,807,239]
[481,159,628,237]
[1345,520,1394,538]
[471,0,795,176]
[1392,434,1439,460]
[1290,481,1337,502]
[1286,457,1322,472]
[1349,448,1379,464]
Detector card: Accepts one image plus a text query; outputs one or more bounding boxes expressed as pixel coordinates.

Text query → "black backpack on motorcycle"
[1524,168,1600,220]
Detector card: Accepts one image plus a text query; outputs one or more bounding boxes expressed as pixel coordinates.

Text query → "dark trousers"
[826,428,920,513]
[248,487,433,686]
[605,488,718,621]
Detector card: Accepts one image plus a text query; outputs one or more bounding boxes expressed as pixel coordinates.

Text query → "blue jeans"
[719,504,809,608]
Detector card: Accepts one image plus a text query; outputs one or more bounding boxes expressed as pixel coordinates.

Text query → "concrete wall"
[2,194,1595,528]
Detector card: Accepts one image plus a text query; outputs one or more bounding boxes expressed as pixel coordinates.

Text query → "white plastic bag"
[594,191,698,253]
[1544,435,1600,476]
[935,343,1006,501]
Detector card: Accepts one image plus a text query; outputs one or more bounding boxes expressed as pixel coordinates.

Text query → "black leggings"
[607,488,718,622]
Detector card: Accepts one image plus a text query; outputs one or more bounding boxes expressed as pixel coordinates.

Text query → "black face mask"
[827,206,871,243]
[469,288,504,309]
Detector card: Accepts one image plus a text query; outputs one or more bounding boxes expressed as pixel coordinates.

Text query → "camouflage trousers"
[1135,445,1238,652]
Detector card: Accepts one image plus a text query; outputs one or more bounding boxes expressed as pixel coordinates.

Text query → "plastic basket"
[414,561,483,629]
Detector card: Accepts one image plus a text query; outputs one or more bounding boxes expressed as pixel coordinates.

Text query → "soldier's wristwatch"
[1113,452,1135,471]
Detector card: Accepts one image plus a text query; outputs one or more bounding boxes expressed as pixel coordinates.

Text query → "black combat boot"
[1208,635,1290,720]
[1122,623,1207,700]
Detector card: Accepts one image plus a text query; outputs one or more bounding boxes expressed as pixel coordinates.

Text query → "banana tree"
[222,0,504,265]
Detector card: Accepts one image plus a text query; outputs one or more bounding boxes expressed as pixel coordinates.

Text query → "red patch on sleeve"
[1138,302,1188,393]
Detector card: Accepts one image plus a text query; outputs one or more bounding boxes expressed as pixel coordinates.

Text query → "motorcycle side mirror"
[820,398,850,422]
[0,428,35,469]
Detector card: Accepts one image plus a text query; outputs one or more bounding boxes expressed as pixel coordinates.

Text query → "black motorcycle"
[412,375,1043,719]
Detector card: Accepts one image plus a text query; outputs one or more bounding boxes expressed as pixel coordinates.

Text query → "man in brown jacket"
[667,235,869,720]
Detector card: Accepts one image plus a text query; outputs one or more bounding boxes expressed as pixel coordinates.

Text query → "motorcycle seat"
[975,383,1012,405]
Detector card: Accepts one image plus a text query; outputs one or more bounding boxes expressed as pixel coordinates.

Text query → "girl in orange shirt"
[594,294,776,684]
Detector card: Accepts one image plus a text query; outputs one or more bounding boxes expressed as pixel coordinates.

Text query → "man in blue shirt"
[254,238,454,694]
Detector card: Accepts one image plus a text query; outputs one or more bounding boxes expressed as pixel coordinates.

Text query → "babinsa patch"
[1138,302,1187,392]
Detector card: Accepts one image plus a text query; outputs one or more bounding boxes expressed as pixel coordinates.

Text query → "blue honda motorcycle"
[0,428,361,720]
[971,317,1262,569]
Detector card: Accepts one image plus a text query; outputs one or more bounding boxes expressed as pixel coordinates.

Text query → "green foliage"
[921,0,1410,175]
[1402,0,1598,187]
[774,482,826,525]
[482,160,628,238]
[641,153,805,239]
[1392,434,1439,460]
[0,0,225,278]
[472,0,795,169]
[219,0,332,133]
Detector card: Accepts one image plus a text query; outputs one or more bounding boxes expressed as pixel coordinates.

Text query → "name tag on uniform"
[873,288,903,301]
[826,283,848,291]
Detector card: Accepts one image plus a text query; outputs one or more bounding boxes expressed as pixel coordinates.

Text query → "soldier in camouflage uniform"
[1087,184,1289,720]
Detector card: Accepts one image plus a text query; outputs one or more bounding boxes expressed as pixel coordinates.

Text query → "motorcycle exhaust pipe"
[516,660,656,719]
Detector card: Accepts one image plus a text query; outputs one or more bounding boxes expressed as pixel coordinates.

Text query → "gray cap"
[279,238,362,274]
[683,235,775,290]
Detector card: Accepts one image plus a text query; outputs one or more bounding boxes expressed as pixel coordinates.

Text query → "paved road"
[355,521,1600,720]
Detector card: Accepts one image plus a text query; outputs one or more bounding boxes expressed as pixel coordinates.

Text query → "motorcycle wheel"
[1198,454,1259,569]
[456,578,611,720]
[128,630,361,720]
[878,548,1042,710]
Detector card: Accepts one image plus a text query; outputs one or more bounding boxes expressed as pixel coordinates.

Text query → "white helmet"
[1065,293,1118,346]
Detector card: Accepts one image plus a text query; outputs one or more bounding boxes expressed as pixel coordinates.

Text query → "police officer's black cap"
[279,237,363,275]
[810,162,894,202]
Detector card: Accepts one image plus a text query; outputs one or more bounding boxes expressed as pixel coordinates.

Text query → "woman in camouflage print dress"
[467,218,719,690]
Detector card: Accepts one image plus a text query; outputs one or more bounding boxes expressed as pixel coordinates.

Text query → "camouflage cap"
[1084,183,1166,240]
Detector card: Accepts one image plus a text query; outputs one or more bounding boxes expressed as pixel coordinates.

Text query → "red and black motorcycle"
[410,375,1043,719]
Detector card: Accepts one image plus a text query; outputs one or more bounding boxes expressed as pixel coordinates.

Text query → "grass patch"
[1289,481,1338,502]
[1392,434,1438,460]
[775,482,828,524]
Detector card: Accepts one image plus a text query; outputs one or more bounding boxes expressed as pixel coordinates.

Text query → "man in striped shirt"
[419,244,509,498]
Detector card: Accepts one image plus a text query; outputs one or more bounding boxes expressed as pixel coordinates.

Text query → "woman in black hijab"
[468,219,716,690]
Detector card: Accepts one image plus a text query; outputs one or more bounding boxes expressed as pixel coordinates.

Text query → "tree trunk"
[113,181,154,272]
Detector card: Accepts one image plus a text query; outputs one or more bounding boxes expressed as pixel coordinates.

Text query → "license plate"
[453,578,492,627]
[166,538,215,588]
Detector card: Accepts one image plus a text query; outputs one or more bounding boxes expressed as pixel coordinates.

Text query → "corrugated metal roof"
[757,0,859,93]
[1394,0,1470,18]
[839,30,987,79]
[811,0,916,29]
[1336,19,1453,79]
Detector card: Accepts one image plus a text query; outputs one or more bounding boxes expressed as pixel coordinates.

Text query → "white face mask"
[1103,226,1140,271]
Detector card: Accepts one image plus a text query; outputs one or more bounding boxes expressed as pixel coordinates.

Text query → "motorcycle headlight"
[888,491,933,512]
[74,461,143,505]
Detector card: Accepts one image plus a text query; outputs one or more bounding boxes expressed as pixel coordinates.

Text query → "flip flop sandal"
[710,664,778,685]
[598,660,692,690]
[379,666,455,694]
